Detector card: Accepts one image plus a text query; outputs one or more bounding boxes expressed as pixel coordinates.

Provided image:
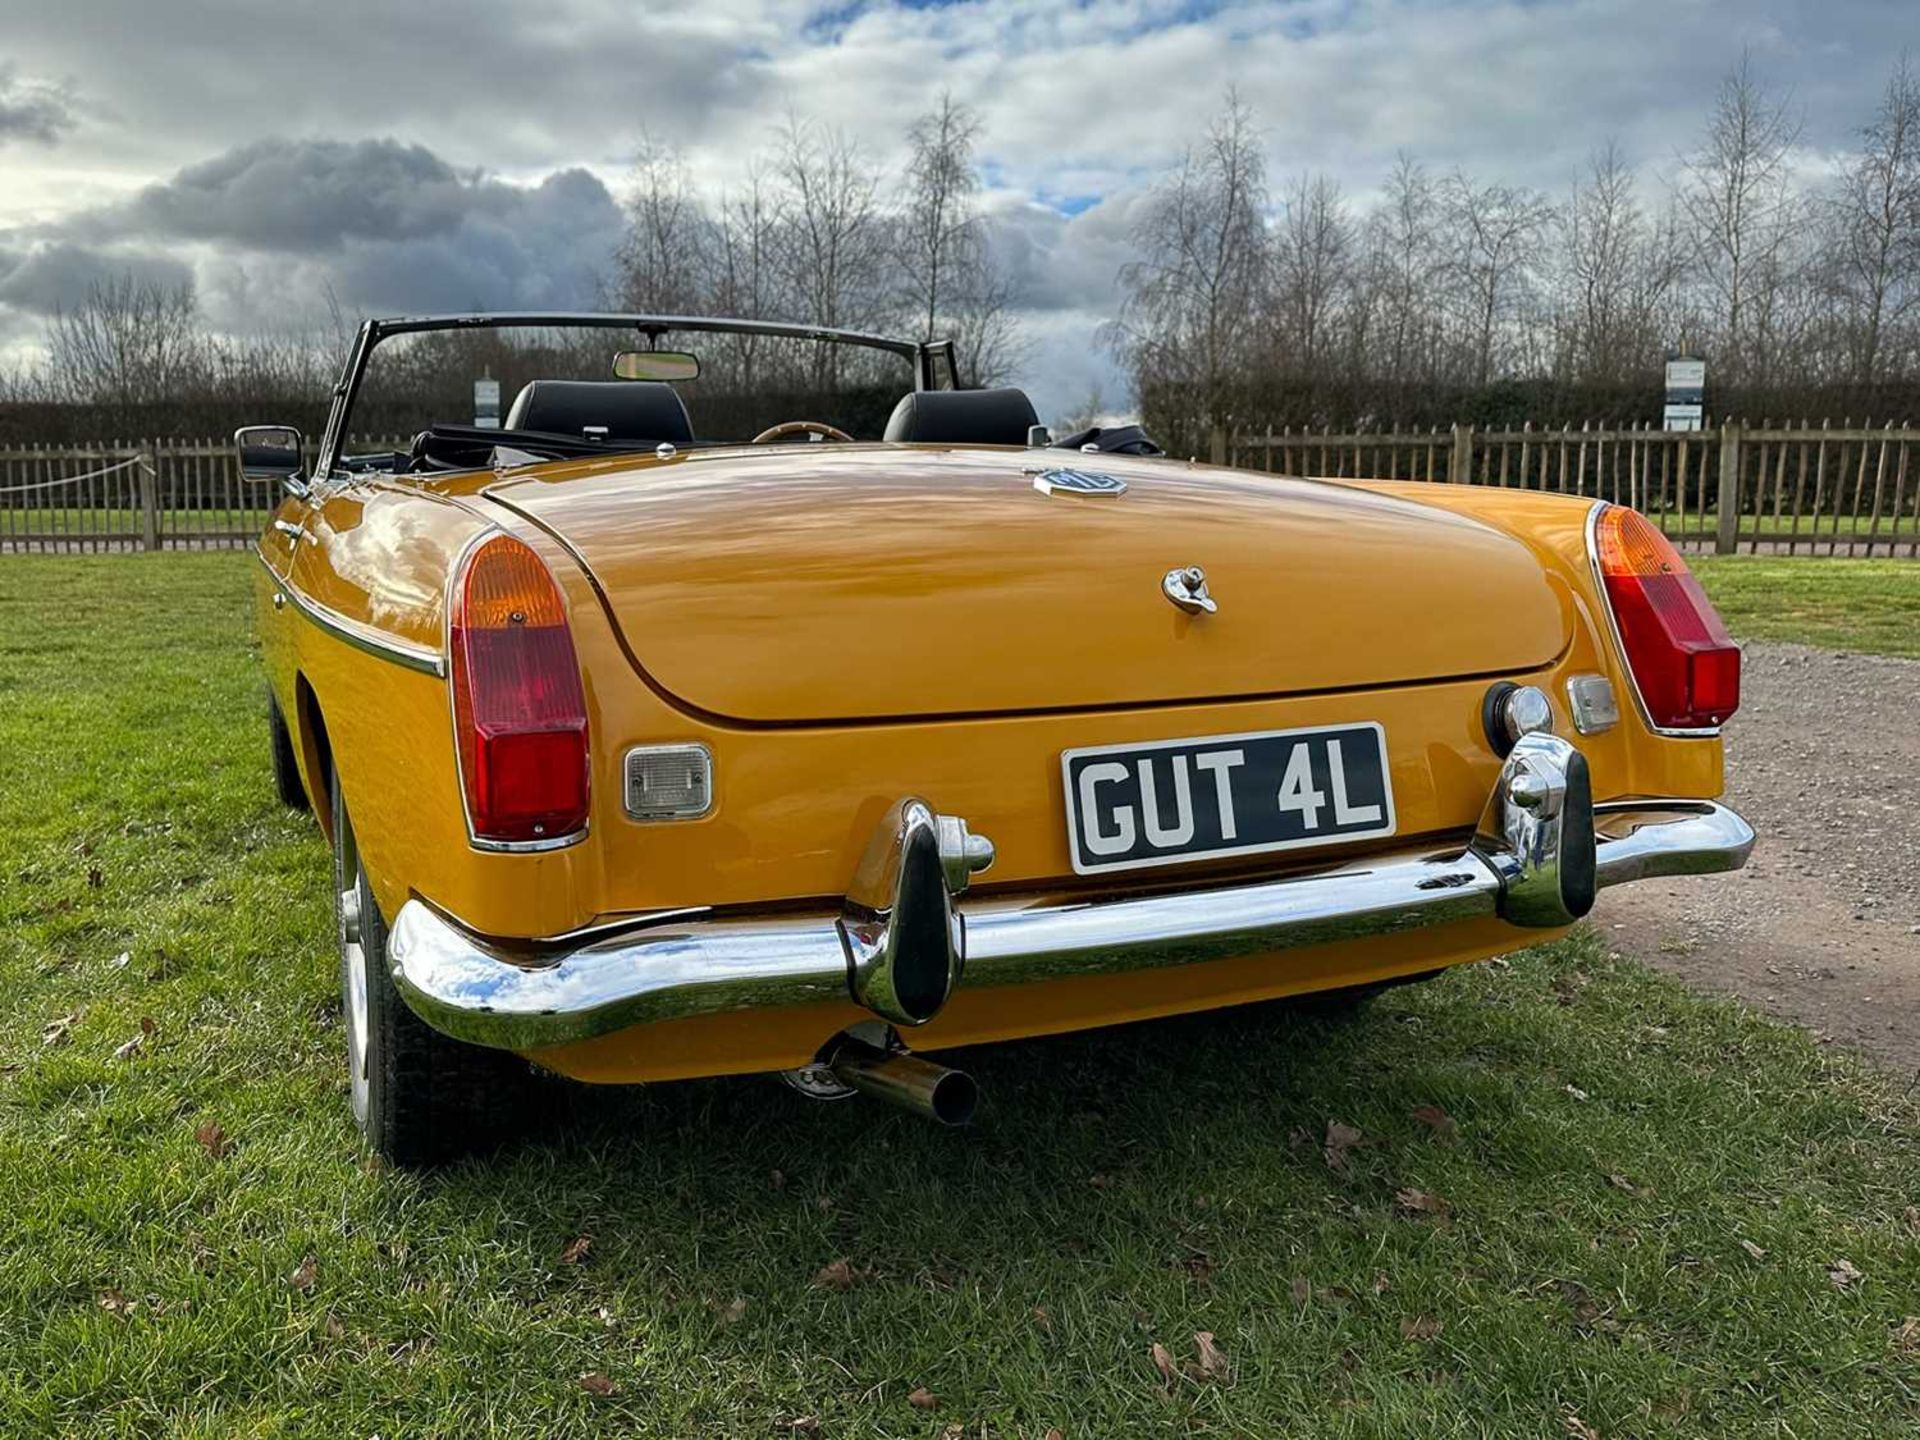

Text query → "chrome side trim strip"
[387,797,1755,1052]
[254,550,444,677]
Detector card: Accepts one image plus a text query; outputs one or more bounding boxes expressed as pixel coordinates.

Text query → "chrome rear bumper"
[388,734,1754,1052]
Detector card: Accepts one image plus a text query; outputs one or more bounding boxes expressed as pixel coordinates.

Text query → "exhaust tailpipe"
[828,1040,978,1126]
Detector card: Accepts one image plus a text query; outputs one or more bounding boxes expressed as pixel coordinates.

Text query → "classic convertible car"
[243,312,1754,1165]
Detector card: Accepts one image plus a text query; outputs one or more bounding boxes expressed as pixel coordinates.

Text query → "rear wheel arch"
[294,673,335,843]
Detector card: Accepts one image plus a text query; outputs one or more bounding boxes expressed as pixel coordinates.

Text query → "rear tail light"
[1590,505,1740,731]
[449,533,590,845]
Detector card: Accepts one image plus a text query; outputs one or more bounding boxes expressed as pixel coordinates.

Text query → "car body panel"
[256,447,1726,1083]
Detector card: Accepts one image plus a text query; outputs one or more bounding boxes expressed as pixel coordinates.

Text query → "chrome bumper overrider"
[388,734,1754,1052]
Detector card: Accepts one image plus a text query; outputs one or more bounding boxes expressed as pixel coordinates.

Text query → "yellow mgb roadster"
[242,312,1752,1165]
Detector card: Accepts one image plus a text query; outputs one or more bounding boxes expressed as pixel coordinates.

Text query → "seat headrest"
[505,380,694,445]
[883,387,1039,446]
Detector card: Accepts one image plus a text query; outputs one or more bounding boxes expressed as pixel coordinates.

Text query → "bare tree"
[1824,55,1920,382]
[1112,90,1269,431]
[43,273,207,413]
[899,93,983,340]
[1678,54,1803,382]
[613,134,713,313]
[1441,172,1553,384]
[771,113,890,384]
[1362,153,1445,388]
[1556,143,1687,382]
[1270,173,1354,373]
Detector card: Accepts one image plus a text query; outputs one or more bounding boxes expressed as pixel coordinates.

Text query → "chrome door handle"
[272,520,304,541]
[1162,565,1218,615]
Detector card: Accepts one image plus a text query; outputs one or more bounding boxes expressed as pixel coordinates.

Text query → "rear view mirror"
[612,349,700,382]
[234,425,306,494]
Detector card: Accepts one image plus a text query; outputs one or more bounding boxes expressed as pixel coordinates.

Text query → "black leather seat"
[883,387,1038,445]
[505,380,694,444]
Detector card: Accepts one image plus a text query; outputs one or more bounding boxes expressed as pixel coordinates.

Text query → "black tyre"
[333,771,531,1167]
[268,692,310,811]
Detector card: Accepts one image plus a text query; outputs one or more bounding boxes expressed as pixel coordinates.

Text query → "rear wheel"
[333,771,531,1166]
[267,693,309,811]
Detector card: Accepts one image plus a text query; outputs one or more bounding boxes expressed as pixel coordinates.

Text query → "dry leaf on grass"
[113,1033,145,1061]
[193,1121,230,1159]
[906,1386,939,1411]
[1738,1239,1766,1260]
[1149,1342,1179,1386]
[1031,1305,1053,1332]
[1562,1411,1602,1440]
[710,1296,747,1324]
[42,1012,79,1047]
[96,1289,135,1316]
[769,1169,786,1191]
[287,1255,318,1293]
[1827,1259,1864,1290]
[1323,1120,1364,1173]
[1399,1315,1443,1341]
[786,1418,821,1435]
[1290,1276,1311,1310]
[1186,1331,1230,1383]
[1394,1187,1450,1217]
[579,1372,617,1396]
[558,1233,594,1265]
[140,1015,156,1036]
[1565,1084,1590,1102]
[1410,1104,1457,1138]
[812,1258,857,1291]
[1606,1173,1640,1196]
[1044,1430,1064,1440]
[110,951,130,969]
[1893,1317,1920,1355]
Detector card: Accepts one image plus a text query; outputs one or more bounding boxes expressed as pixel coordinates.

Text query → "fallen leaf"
[1323,1120,1364,1173]
[1904,1206,1919,1235]
[288,1255,318,1293]
[1032,1305,1053,1333]
[1400,1315,1442,1341]
[558,1234,593,1266]
[579,1372,617,1396]
[193,1120,230,1159]
[1606,1173,1639,1196]
[1828,1258,1864,1290]
[1290,1276,1311,1310]
[1738,1239,1766,1260]
[1395,1187,1450,1217]
[110,951,130,969]
[940,1426,964,1440]
[322,1311,345,1339]
[1043,1431,1064,1440]
[113,1033,144,1061]
[1149,1342,1178,1386]
[1893,1316,1920,1355]
[140,1015,157,1036]
[786,1419,821,1436]
[96,1288,134,1316]
[906,1386,939,1411]
[812,1258,857,1292]
[595,1305,618,1329]
[1372,1272,1393,1295]
[1187,1330,1230,1383]
[711,1295,747,1324]
[1088,1172,1114,1189]
[769,1169,786,1191]
[1178,1250,1215,1283]
[1410,1104,1457,1138]
[1565,1084,1590,1102]
[1563,1411,1602,1440]
[42,1012,79,1047]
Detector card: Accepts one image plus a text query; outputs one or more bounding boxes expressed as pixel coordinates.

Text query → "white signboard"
[473,378,501,430]
[1663,402,1704,432]
[1664,359,1706,391]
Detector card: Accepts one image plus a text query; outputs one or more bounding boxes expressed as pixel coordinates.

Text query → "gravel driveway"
[1596,641,1920,1078]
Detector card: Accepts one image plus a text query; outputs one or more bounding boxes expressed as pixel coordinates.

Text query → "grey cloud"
[0,242,194,315]
[0,65,75,145]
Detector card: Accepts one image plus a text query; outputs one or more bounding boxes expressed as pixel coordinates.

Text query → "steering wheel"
[750,419,855,445]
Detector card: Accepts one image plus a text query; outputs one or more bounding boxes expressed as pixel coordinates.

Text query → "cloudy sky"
[0,0,1910,420]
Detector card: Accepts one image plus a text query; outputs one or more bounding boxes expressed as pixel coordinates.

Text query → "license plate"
[1061,723,1396,876]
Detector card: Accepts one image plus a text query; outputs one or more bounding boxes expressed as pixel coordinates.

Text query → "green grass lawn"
[3,554,1918,1438]
[1692,556,1920,658]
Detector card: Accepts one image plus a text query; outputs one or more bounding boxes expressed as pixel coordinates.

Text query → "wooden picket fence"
[2,425,1916,556]
[1220,420,1919,556]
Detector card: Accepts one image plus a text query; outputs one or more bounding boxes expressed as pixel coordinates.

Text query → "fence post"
[139,442,160,552]
[1450,424,1473,484]
[1715,421,1742,555]
[1209,423,1227,466]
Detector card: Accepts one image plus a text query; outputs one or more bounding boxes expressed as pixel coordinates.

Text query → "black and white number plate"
[1061,723,1396,876]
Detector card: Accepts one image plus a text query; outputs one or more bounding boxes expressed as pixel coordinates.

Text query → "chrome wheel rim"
[337,806,371,1125]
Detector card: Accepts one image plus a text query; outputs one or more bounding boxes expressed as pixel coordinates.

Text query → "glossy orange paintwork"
[254,444,1724,1085]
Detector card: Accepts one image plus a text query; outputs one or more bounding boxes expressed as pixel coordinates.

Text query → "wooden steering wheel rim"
[750,419,855,445]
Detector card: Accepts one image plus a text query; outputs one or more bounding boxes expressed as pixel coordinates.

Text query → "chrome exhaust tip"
[827,1039,978,1127]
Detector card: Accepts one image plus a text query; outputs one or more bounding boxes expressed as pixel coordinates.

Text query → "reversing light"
[449,533,590,846]
[1591,505,1741,732]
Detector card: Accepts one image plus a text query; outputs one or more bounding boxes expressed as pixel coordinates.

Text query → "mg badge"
[1030,467,1127,497]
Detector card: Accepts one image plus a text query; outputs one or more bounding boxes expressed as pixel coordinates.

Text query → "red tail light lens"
[1592,505,1740,730]
[449,534,590,844]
